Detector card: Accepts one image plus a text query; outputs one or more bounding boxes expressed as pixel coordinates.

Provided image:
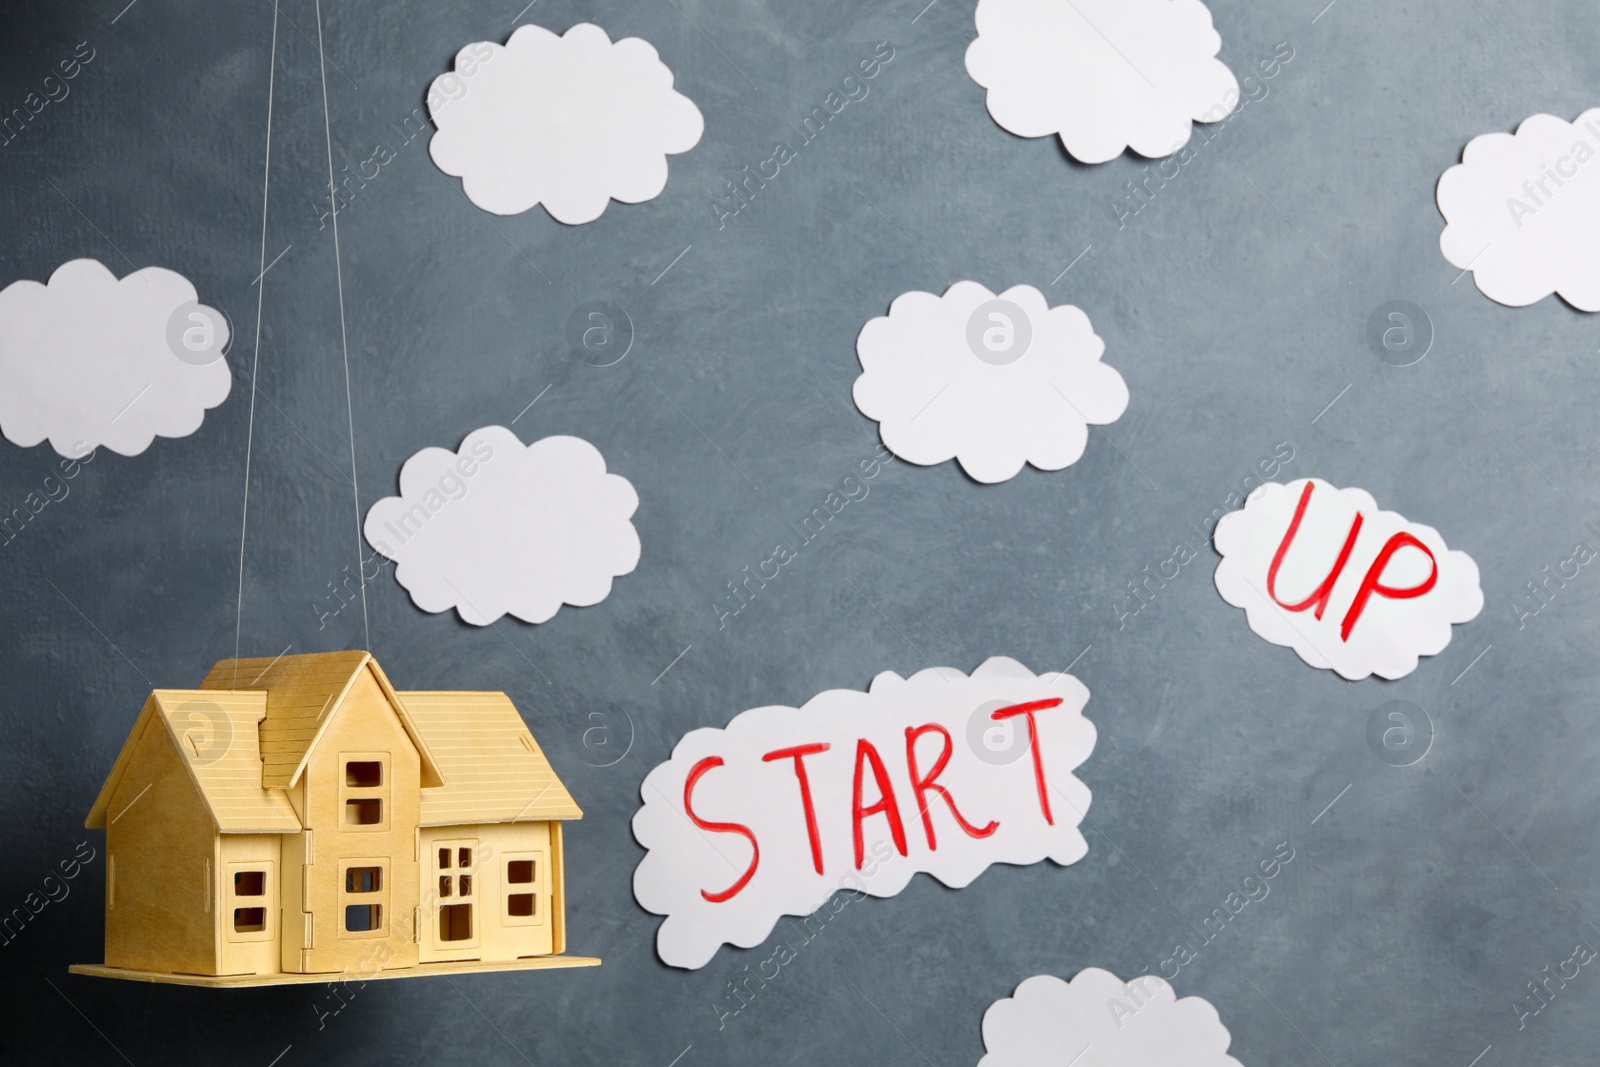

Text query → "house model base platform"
[69,955,600,988]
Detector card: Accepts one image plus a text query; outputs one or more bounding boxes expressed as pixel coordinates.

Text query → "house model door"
[427,838,480,961]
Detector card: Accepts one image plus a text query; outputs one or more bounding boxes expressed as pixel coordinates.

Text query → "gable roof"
[86,690,301,834]
[403,691,583,825]
[197,651,443,790]
[85,654,578,834]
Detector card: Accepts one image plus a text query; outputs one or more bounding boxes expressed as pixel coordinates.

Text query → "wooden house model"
[70,651,598,986]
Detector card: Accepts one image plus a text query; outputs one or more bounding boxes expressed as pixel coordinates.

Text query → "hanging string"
[233,2,281,690]
[314,0,370,650]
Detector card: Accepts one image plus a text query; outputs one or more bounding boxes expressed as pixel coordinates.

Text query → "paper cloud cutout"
[853,281,1128,484]
[980,970,1242,1067]
[964,0,1239,164]
[364,426,640,626]
[0,258,231,457]
[427,23,704,224]
[632,657,1096,969]
[1438,109,1600,310]
[1213,479,1483,681]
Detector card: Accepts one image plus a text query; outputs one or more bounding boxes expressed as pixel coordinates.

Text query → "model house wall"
[417,821,561,963]
[292,665,424,975]
[101,695,220,976]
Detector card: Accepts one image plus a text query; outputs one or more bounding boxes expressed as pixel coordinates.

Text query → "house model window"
[343,758,386,828]
[346,867,381,893]
[346,761,382,787]
[440,904,472,941]
[233,870,267,933]
[507,859,536,917]
[223,862,274,943]
[342,862,386,934]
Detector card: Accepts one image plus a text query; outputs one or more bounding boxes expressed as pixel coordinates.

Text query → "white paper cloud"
[0,258,231,457]
[1213,479,1483,681]
[980,970,1242,1067]
[853,281,1128,484]
[1438,109,1600,310]
[632,657,1096,969]
[364,426,640,626]
[964,0,1239,164]
[427,23,704,224]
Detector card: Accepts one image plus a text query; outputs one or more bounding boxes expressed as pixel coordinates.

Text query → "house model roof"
[199,650,444,790]
[84,651,582,832]
[404,691,581,826]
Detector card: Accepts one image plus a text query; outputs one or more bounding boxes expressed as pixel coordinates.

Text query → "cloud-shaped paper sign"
[853,282,1129,484]
[0,258,231,457]
[1438,109,1600,310]
[632,657,1096,969]
[980,970,1242,1067]
[364,426,640,626]
[1213,479,1483,681]
[427,23,704,224]
[964,0,1239,164]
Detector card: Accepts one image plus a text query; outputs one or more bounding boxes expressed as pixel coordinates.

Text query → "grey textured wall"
[2,0,1597,1064]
